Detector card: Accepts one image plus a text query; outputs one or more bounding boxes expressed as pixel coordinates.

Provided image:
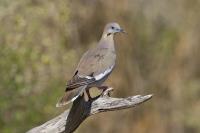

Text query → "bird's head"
[103,22,126,37]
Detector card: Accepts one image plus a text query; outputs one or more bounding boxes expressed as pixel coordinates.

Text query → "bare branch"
[27,88,153,133]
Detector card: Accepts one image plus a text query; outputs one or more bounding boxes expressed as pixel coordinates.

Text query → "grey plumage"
[56,22,125,107]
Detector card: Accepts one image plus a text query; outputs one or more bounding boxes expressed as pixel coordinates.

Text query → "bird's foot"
[98,86,109,91]
[101,87,114,97]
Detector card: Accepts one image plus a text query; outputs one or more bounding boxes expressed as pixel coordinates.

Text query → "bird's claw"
[101,87,114,97]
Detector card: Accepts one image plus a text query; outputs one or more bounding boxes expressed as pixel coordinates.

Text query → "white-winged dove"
[56,22,125,107]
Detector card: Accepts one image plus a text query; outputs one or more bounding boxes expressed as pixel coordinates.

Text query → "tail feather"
[56,86,86,107]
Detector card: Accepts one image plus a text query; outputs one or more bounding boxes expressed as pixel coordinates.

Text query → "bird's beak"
[119,28,127,34]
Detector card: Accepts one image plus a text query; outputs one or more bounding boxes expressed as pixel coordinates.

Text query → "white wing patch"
[79,75,93,79]
[85,76,93,79]
[80,65,114,81]
[94,65,114,80]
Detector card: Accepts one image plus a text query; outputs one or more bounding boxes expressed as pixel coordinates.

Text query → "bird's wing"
[66,47,116,91]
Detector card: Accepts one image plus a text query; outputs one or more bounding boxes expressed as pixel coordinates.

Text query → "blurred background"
[0,0,200,133]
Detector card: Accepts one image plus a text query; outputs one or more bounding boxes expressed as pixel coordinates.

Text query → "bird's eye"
[111,26,114,29]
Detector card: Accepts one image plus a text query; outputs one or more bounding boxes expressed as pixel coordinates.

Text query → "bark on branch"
[27,88,153,133]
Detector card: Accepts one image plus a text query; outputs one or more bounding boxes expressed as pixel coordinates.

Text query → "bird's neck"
[99,34,115,50]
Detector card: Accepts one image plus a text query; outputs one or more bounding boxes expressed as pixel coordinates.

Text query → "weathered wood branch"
[27,88,153,133]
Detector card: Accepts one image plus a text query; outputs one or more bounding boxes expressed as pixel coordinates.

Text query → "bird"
[56,22,125,107]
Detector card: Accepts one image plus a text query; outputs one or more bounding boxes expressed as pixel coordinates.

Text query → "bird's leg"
[86,89,92,100]
[98,86,109,92]
[103,87,114,97]
[98,86,113,97]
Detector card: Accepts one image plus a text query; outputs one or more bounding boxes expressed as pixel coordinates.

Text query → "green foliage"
[0,0,72,132]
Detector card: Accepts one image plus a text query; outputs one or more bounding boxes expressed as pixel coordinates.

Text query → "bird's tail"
[56,85,86,107]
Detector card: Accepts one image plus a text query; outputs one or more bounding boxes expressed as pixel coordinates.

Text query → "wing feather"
[66,46,116,91]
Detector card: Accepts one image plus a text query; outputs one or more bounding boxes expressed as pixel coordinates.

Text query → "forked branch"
[27,88,153,133]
